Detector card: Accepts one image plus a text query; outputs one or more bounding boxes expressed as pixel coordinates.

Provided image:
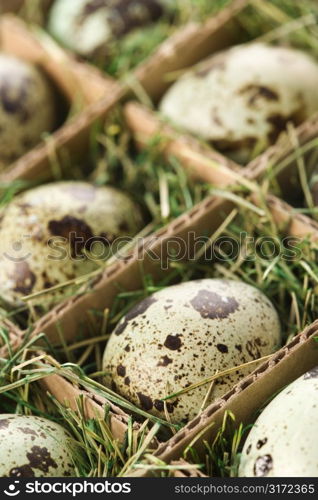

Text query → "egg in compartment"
[0,414,77,477]
[239,366,318,477]
[103,279,281,423]
[0,54,58,171]
[159,43,318,164]
[0,181,144,308]
[48,0,173,59]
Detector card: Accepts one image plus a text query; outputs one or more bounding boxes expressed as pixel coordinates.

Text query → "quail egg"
[103,279,281,423]
[0,181,144,307]
[239,366,318,477]
[0,54,57,171]
[0,414,77,477]
[159,43,318,164]
[48,0,171,59]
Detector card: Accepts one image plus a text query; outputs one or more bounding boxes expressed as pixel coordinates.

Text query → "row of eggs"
[2,7,318,169]
[0,180,317,475]
[1,365,317,476]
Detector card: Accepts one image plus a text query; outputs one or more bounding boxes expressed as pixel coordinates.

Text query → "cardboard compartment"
[130,320,318,476]
[0,1,249,185]
[38,370,137,443]
[124,101,318,241]
[0,321,139,442]
[0,14,122,184]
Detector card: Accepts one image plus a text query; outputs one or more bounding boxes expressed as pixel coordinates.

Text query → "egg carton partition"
[0,318,141,444]
[124,100,318,241]
[130,319,318,477]
[0,14,122,184]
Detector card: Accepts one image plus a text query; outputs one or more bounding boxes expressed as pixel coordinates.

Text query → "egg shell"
[0,414,77,477]
[159,43,318,164]
[239,366,318,477]
[48,0,169,59]
[0,181,144,306]
[103,279,281,423]
[0,54,57,171]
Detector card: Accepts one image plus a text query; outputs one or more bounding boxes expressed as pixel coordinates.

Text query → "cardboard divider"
[0,320,138,442]
[38,371,137,443]
[124,101,243,186]
[124,102,318,242]
[0,318,23,352]
[31,196,234,346]
[130,320,318,476]
[0,14,123,184]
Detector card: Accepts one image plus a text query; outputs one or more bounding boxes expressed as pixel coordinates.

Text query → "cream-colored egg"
[159,43,318,164]
[48,0,170,59]
[0,54,57,171]
[103,279,281,423]
[0,414,77,477]
[239,367,318,477]
[0,181,144,307]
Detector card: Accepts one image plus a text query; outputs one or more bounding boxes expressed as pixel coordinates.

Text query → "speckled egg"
[159,43,318,164]
[48,0,171,59]
[0,181,144,307]
[103,279,281,423]
[0,414,77,477]
[239,366,318,477]
[0,54,57,171]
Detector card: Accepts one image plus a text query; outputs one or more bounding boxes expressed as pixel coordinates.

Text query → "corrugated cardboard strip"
[0,319,138,443]
[129,320,318,476]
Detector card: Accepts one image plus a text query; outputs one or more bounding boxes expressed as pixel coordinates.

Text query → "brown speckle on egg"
[256,438,268,449]
[216,343,229,354]
[114,296,157,335]
[254,455,273,477]
[164,335,182,351]
[190,289,239,319]
[11,262,36,295]
[137,393,153,411]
